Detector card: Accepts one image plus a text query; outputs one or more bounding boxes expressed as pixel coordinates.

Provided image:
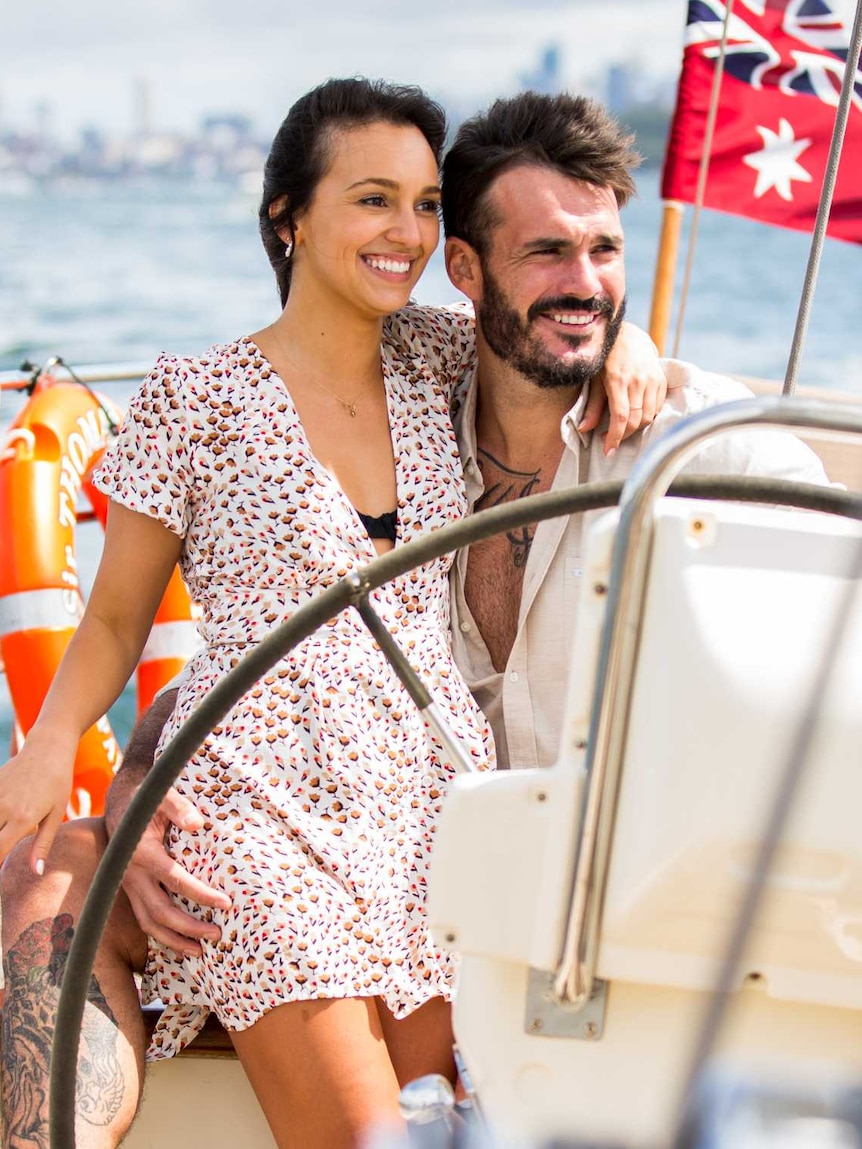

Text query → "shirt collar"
[456,367,597,464]
[454,362,480,467]
[560,379,596,452]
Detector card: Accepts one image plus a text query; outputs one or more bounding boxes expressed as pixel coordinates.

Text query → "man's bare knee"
[1,817,147,1149]
[1,818,146,972]
[1,819,105,930]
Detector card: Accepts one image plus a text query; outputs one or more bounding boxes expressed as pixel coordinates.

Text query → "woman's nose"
[386,207,423,248]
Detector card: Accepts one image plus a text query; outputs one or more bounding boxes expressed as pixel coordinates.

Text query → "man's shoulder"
[655,358,831,486]
[660,358,755,413]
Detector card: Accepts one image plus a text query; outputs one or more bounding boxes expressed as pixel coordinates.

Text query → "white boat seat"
[426,495,862,1147]
[430,499,862,1009]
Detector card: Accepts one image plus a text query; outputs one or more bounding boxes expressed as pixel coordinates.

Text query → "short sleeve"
[384,302,476,401]
[91,355,194,537]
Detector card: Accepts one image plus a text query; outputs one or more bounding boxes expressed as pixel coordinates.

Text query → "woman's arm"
[578,321,668,455]
[0,503,182,872]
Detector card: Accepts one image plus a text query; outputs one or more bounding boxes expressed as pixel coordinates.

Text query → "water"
[1,169,861,746]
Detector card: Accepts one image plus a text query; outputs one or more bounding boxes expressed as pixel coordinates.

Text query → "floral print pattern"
[92,305,493,1059]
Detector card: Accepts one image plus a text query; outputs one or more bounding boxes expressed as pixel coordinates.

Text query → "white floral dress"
[92,305,494,1059]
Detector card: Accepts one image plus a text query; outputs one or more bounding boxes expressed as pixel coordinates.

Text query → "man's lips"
[527,296,614,333]
[546,311,599,328]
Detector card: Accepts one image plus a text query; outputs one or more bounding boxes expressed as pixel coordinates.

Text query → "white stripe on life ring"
[0,588,84,637]
[140,619,201,664]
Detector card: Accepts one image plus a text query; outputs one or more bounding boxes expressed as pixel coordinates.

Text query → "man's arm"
[106,689,231,957]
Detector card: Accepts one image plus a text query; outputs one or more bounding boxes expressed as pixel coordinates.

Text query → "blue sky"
[2,0,691,139]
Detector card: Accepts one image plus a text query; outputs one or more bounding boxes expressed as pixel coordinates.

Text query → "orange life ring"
[0,375,198,818]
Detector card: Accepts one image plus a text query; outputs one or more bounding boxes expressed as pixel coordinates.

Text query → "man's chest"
[463,444,565,672]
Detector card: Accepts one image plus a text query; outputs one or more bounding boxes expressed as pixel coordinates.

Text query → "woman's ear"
[445,238,484,303]
[269,195,293,245]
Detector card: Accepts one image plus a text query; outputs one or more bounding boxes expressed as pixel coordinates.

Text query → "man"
[440,91,826,772]
[0,92,829,1148]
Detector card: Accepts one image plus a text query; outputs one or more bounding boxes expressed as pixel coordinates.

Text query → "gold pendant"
[348,405,357,417]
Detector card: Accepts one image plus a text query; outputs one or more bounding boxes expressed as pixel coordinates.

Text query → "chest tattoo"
[474,449,542,569]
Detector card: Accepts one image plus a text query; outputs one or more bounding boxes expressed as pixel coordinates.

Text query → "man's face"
[475,165,627,389]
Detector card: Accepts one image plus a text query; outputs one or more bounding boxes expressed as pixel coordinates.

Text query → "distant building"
[519,44,563,94]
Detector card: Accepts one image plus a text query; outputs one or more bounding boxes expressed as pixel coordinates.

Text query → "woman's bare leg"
[229,996,403,1149]
[1,818,149,1149]
[376,996,457,1089]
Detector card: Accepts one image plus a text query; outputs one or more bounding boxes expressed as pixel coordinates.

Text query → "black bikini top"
[357,508,398,543]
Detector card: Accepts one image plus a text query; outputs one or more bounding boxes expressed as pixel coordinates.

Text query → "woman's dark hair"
[260,77,447,305]
[442,91,640,255]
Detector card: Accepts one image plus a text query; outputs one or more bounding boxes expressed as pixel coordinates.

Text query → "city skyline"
[3,0,690,141]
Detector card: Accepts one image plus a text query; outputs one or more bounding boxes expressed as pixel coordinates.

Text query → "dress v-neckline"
[240,335,401,556]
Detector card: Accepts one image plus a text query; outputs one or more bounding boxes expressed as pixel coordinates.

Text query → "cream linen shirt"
[450,357,832,771]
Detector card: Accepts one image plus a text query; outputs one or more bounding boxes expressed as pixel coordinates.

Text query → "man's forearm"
[104,689,178,837]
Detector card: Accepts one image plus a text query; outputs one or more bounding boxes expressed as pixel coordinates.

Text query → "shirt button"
[459,621,471,633]
[465,461,475,475]
[509,671,519,683]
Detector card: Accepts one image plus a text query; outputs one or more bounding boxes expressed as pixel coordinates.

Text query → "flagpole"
[670,1,735,358]
[782,0,862,396]
[649,2,735,355]
[648,201,684,355]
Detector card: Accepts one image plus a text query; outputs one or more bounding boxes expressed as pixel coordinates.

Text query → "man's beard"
[477,270,626,390]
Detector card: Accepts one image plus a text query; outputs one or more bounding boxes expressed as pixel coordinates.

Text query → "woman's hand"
[579,321,668,456]
[0,729,78,873]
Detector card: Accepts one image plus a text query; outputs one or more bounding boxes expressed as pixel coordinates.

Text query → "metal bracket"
[524,967,608,1040]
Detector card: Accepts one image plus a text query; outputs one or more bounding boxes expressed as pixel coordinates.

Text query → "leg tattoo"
[2,914,125,1148]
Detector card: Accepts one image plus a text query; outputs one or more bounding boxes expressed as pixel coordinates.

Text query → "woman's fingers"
[577,381,608,434]
[30,805,66,876]
[602,391,630,456]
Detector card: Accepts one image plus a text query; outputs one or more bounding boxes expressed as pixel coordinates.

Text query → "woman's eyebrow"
[346,177,441,195]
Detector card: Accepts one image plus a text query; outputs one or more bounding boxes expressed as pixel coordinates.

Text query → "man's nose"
[560,253,603,300]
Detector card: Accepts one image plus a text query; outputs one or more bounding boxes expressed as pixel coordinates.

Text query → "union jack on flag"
[661,0,862,243]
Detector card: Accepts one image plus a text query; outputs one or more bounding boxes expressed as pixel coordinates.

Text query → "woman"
[0,79,662,1148]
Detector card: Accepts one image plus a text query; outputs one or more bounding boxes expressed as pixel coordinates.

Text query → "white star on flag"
[743,119,814,202]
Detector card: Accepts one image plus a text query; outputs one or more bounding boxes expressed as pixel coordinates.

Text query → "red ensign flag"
[662,0,862,243]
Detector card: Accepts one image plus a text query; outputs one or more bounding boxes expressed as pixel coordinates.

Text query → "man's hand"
[579,321,668,455]
[105,689,231,957]
[112,785,230,957]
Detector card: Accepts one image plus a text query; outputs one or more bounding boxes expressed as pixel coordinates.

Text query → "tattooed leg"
[1,819,147,1149]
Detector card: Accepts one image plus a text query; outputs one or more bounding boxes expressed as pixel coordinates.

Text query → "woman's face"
[290,121,441,319]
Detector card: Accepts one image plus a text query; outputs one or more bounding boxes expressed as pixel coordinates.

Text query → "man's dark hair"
[260,77,447,305]
[442,91,640,253]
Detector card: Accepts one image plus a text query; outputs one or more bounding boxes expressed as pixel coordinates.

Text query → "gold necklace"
[268,326,372,418]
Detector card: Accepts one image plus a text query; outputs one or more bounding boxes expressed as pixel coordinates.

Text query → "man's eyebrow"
[521,236,571,251]
[346,177,441,195]
[521,232,624,252]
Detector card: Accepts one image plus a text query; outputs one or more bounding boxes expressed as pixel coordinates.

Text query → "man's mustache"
[526,295,615,324]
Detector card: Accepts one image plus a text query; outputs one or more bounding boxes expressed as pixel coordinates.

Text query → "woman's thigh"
[229,995,402,1149]
[376,996,457,1089]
